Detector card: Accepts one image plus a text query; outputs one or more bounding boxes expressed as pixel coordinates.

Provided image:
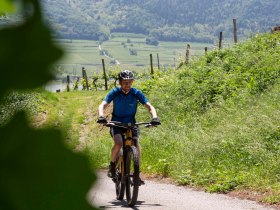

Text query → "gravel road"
[88,171,275,210]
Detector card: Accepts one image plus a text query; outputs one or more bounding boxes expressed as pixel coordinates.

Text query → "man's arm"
[144,102,161,125]
[97,101,109,124]
[144,102,158,118]
[98,100,109,117]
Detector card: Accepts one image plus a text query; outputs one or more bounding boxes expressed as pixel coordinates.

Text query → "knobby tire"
[125,146,140,207]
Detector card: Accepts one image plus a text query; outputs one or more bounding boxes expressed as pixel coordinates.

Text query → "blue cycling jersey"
[104,87,148,123]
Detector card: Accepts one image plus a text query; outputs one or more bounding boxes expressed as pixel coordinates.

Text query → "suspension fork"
[123,129,134,181]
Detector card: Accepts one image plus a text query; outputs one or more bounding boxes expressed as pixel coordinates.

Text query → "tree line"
[38,0,280,43]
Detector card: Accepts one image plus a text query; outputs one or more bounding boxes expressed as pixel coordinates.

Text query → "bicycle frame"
[115,129,134,184]
[105,121,154,206]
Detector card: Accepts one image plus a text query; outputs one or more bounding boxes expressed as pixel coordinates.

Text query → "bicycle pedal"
[133,179,145,186]
[139,180,145,185]
[112,175,118,183]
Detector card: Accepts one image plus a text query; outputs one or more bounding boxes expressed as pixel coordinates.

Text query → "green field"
[54,33,213,76]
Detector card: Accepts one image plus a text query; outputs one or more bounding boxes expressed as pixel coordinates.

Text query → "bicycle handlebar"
[103,121,155,129]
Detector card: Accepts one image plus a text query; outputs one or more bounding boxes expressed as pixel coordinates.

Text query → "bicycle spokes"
[115,157,125,200]
[125,147,140,207]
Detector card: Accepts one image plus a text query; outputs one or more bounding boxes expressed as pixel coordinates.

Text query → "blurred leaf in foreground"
[0,0,98,209]
[0,0,15,14]
[0,112,96,210]
[0,0,63,98]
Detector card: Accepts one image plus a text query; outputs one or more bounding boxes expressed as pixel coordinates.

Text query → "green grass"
[34,90,107,150]
[34,89,113,168]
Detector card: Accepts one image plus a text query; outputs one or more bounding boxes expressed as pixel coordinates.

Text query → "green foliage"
[40,0,280,42]
[141,33,280,116]
[107,68,119,88]
[136,33,280,200]
[42,0,109,41]
[0,91,37,125]
[0,1,63,98]
[80,78,88,90]
[0,0,97,209]
[0,112,95,210]
[0,0,15,13]
[129,48,138,56]
[73,79,79,90]
[146,37,159,46]
[31,32,280,203]
[91,72,102,90]
[262,195,280,205]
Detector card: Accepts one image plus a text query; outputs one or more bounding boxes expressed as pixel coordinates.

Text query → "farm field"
[54,33,213,76]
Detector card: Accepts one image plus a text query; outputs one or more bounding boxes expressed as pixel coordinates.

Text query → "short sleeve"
[104,88,118,103]
[135,89,148,105]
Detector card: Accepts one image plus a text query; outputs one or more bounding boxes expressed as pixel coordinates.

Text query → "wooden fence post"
[150,54,154,76]
[185,44,190,64]
[102,59,108,90]
[82,67,89,90]
[233,19,238,43]
[157,53,160,70]
[66,75,70,92]
[219,32,223,49]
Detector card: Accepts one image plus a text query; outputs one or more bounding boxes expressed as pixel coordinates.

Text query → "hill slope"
[41,0,280,42]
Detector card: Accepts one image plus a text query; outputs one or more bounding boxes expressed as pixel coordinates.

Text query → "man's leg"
[111,134,122,162]
[132,126,141,163]
[108,131,123,178]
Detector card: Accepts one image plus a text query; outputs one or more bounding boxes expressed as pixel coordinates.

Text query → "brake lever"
[145,123,153,128]
[105,122,115,127]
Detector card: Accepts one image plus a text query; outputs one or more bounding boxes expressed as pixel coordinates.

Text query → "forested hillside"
[40,0,280,42]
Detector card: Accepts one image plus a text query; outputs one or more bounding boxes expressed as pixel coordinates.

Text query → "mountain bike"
[105,121,156,207]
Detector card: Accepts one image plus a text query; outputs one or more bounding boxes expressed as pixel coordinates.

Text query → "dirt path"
[88,171,275,210]
[99,44,121,64]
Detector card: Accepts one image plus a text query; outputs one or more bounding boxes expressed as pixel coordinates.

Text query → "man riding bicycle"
[97,70,161,183]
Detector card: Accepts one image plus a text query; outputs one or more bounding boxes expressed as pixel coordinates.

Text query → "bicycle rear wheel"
[115,154,125,200]
[125,146,140,207]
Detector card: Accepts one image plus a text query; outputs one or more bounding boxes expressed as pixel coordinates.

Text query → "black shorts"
[110,126,140,139]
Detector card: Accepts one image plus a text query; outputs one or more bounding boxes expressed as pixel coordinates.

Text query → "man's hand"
[150,117,161,126]
[97,116,107,124]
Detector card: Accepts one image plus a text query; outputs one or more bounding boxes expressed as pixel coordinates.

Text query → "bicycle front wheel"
[115,154,125,200]
[125,146,140,207]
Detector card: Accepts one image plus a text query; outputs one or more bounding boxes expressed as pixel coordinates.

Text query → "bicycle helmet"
[118,70,134,80]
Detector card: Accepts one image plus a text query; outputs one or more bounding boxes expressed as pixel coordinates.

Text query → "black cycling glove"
[150,117,161,126]
[97,116,107,124]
